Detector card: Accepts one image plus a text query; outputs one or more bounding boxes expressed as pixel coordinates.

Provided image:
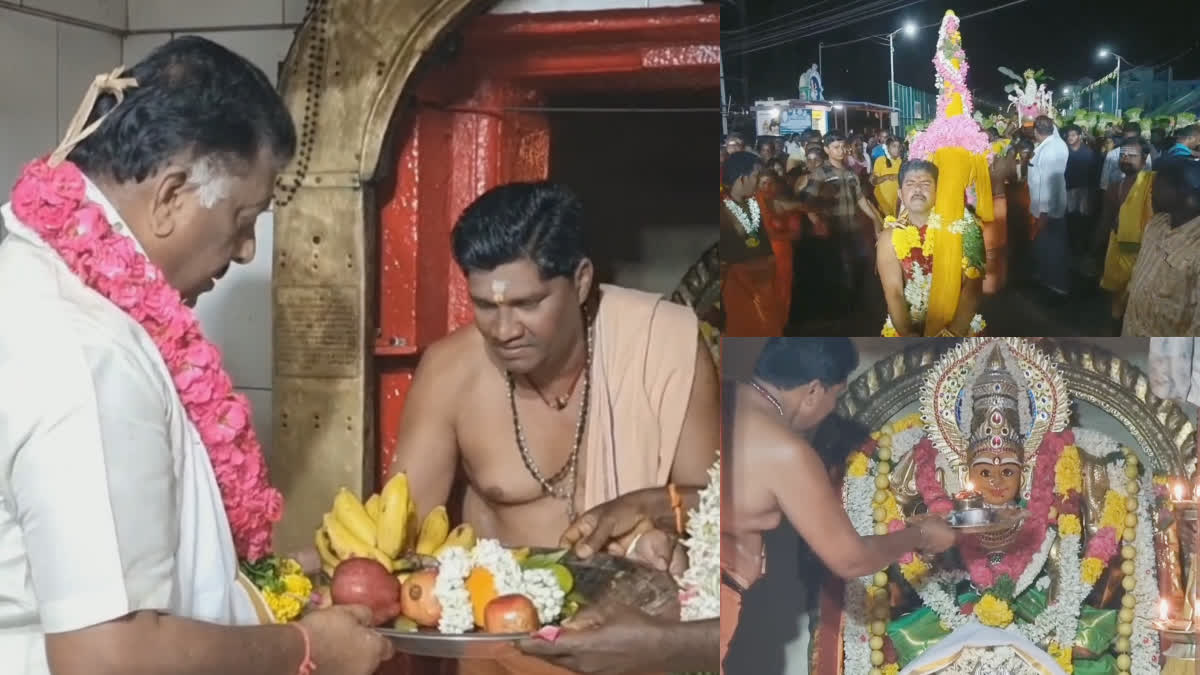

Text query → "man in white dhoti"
[0,37,391,675]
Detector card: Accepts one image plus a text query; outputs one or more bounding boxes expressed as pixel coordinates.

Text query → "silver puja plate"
[944,507,1027,535]
[375,629,529,659]
[949,508,993,527]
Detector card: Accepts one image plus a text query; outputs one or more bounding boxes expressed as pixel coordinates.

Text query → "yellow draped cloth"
[873,155,901,217]
[924,145,993,336]
[1100,171,1155,293]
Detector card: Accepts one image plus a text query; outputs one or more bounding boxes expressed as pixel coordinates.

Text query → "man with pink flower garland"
[0,38,391,675]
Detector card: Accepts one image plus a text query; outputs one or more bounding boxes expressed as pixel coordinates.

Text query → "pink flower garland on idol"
[11,158,282,561]
[912,432,1072,589]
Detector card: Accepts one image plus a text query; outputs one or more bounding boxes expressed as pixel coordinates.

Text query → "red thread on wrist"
[290,623,317,675]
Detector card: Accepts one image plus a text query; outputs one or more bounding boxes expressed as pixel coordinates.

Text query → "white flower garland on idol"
[723,198,762,239]
[841,427,1150,670]
[679,456,720,621]
[843,474,877,675]
[940,645,1042,675]
[1130,471,1160,674]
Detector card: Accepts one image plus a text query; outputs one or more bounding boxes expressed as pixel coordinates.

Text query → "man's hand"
[517,604,671,675]
[301,605,396,675]
[561,491,660,558]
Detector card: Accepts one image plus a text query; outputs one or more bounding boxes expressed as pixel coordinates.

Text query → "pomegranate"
[330,557,402,626]
[483,594,540,634]
[400,569,443,628]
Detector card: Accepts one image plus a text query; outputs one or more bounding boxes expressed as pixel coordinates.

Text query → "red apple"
[483,594,540,634]
[330,557,401,626]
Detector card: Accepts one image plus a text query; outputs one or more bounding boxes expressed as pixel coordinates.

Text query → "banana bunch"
[314,472,477,577]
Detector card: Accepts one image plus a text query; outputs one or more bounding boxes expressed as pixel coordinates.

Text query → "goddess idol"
[813,338,1196,675]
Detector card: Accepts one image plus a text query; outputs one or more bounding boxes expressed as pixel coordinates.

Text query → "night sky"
[721,0,1200,108]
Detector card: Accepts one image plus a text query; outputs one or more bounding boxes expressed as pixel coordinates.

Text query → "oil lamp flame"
[1174,483,1185,502]
[965,481,976,493]
[1160,598,1169,621]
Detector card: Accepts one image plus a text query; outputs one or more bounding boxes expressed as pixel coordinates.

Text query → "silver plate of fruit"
[369,547,679,659]
[314,475,679,659]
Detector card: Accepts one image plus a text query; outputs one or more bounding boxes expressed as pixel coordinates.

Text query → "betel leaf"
[990,575,1016,603]
[241,556,285,593]
[521,548,569,569]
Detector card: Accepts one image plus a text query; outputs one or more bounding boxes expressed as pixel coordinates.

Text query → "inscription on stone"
[276,286,361,377]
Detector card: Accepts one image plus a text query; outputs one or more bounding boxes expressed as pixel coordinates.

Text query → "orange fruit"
[465,567,498,627]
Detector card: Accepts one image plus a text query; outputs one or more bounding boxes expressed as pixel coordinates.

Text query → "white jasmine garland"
[723,198,762,239]
[842,474,877,674]
[1071,428,1123,461]
[679,456,720,621]
[433,546,474,634]
[1130,472,1159,674]
[521,568,566,625]
[904,265,931,322]
[890,426,925,463]
[1013,529,1056,597]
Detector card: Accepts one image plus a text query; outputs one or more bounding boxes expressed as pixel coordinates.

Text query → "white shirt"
[0,180,259,675]
[1100,144,1153,190]
[1029,130,1069,219]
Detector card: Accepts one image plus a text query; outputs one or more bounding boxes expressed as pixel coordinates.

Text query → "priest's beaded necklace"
[506,320,593,521]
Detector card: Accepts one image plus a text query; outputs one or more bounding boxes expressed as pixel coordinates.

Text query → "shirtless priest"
[0,39,390,675]
[387,182,719,674]
[722,338,957,673]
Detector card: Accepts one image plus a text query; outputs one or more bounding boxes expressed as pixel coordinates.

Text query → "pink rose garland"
[11,158,282,561]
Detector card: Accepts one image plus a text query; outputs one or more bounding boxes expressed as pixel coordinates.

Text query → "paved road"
[787,279,1112,337]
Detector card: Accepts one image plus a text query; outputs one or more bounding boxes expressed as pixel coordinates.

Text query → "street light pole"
[889,32,895,130]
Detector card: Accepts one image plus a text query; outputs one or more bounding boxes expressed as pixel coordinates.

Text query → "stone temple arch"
[269,0,719,553]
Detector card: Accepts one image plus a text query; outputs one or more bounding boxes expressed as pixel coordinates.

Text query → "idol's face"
[467,257,592,375]
[969,453,1022,505]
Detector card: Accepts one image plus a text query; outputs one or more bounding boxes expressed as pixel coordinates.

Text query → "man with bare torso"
[389,180,719,551]
[722,338,956,673]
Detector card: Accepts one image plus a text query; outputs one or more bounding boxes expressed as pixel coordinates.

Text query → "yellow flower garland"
[259,558,312,623]
[974,594,1014,627]
[848,451,871,478]
[1057,513,1082,536]
[1054,445,1083,494]
[1047,641,1074,673]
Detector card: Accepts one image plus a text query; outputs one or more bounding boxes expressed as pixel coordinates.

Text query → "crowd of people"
[719,120,1200,337]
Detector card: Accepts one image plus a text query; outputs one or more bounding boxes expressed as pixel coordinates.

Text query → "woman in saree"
[870,137,902,217]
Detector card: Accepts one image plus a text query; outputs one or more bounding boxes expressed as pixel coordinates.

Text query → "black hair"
[451,182,586,279]
[806,147,828,164]
[726,132,746,145]
[722,150,762,186]
[1178,124,1200,140]
[67,36,295,183]
[898,159,938,185]
[753,338,858,390]
[1156,156,1200,196]
[1064,124,1081,136]
[1122,122,1142,136]
[1120,136,1151,158]
[986,127,999,139]
[1033,115,1056,137]
[824,130,846,146]
[1015,138,1035,153]
[884,137,901,168]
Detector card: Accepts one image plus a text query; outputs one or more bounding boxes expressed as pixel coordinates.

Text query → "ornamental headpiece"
[920,339,1070,496]
[967,346,1024,467]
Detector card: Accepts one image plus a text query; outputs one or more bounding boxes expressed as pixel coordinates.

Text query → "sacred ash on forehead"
[491,279,508,304]
[967,346,1024,467]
